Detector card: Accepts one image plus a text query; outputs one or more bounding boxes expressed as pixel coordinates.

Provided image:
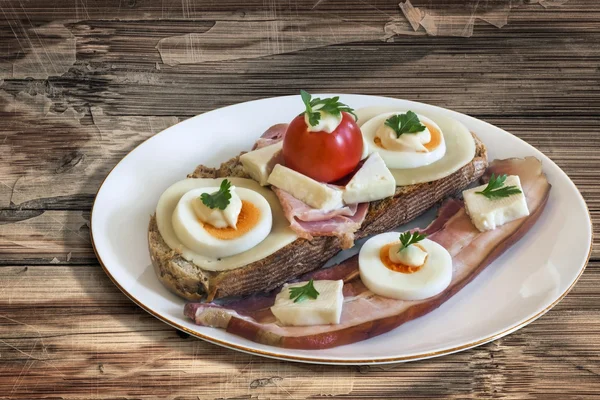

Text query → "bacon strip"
[422,198,464,235]
[272,187,368,249]
[185,158,551,349]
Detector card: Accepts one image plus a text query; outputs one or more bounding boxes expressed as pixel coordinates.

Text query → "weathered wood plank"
[1,0,599,398]
[0,210,95,265]
[4,0,596,26]
[2,28,597,119]
[0,263,598,399]
[0,1,597,115]
[0,91,179,209]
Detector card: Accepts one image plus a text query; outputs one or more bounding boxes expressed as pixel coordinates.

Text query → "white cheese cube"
[343,153,396,204]
[271,280,344,326]
[463,175,530,232]
[267,164,344,211]
[239,142,283,186]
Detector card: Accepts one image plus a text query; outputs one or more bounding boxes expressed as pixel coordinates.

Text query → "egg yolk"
[201,200,261,240]
[374,122,442,153]
[379,242,427,274]
[422,122,442,152]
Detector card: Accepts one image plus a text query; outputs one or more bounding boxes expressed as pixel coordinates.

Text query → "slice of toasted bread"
[149,133,488,301]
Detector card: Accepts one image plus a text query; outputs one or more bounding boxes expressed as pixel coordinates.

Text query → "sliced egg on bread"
[356,106,476,186]
[171,187,272,259]
[156,178,298,271]
[359,232,452,300]
[361,112,447,169]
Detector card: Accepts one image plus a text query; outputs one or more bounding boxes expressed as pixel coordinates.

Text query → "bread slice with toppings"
[149,133,487,301]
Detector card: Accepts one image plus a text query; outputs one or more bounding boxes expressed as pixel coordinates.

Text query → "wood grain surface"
[1,0,599,398]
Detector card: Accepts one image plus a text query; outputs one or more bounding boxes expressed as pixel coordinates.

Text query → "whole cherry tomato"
[283,111,363,183]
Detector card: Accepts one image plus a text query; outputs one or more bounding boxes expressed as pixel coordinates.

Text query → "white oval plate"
[91,95,592,365]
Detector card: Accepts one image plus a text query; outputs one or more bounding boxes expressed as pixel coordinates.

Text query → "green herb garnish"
[476,174,522,200]
[398,231,427,252]
[384,111,426,138]
[288,279,320,303]
[200,179,232,210]
[300,90,356,128]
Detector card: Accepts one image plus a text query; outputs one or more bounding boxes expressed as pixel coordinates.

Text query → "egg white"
[359,232,452,301]
[361,112,446,170]
[155,178,298,272]
[356,106,476,186]
[172,187,272,259]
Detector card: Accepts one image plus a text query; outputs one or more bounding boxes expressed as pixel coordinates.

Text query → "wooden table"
[1,1,599,398]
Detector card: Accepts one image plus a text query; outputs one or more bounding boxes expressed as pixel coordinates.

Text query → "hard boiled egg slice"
[362,112,446,170]
[172,187,272,259]
[359,232,452,301]
[156,178,298,271]
[356,106,476,186]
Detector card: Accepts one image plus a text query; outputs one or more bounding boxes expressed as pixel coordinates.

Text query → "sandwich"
[149,92,488,301]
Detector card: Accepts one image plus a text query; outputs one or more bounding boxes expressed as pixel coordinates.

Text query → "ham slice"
[272,187,369,249]
[185,157,551,349]
[252,123,288,150]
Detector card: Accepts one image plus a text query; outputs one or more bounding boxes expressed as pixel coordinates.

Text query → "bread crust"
[149,133,488,300]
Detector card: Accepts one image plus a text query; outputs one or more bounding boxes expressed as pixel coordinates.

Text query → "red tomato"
[283,112,363,183]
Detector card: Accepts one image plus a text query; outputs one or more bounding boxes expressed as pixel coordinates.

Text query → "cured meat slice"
[273,187,368,249]
[252,123,288,150]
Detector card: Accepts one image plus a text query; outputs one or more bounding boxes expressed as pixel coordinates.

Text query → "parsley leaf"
[384,111,426,138]
[398,231,427,252]
[300,90,356,128]
[300,90,320,127]
[476,174,522,200]
[200,179,232,210]
[288,279,320,303]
